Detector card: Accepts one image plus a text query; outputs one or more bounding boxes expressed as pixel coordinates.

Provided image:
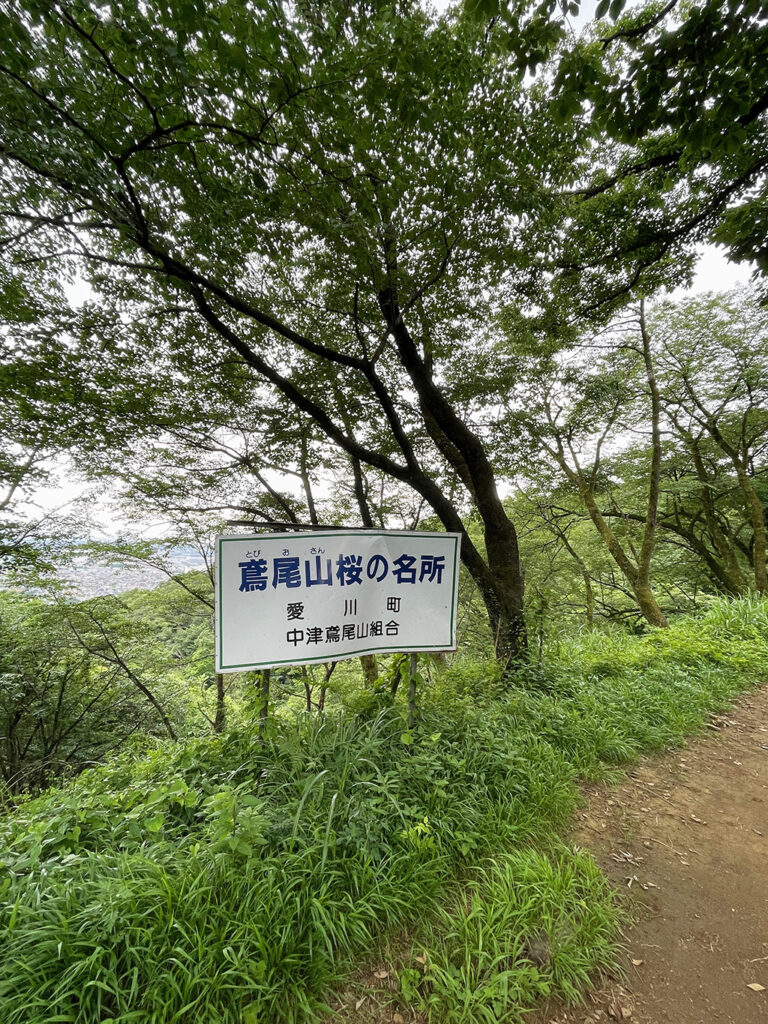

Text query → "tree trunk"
[318,661,335,713]
[481,512,527,663]
[359,654,379,686]
[351,456,390,680]
[194,282,529,664]
[578,485,668,627]
[407,652,417,730]
[378,289,528,664]
[633,303,668,627]
[633,582,669,627]
[393,479,527,664]
[584,572,595,628]
[299,436,318,527]
[543,307,670,628]
[547,515,596,629]
[302,666,313,713]
[680,394,767,594]
[635,299,666,618]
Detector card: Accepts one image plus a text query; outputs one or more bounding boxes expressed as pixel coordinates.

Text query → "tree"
[0,0,582,662]
[0,591,170,796]
[63,595,182,739]
[504,289,768,624]
[654,290,768,593]
[83,523,232,729]
[548,0,768,305]
[0,315,87,576]
[507,300,671,626]
[4,1,759,663]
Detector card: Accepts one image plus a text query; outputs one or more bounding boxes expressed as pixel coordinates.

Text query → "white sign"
[215,530,461,672]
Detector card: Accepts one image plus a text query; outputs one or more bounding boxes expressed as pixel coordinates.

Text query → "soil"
[330,682,768,1024]
[529,682,768,1024]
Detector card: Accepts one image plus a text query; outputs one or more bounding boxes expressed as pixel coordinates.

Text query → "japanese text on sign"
[216,530,460,672]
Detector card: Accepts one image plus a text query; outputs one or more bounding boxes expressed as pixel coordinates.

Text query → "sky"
[669,245,753,298]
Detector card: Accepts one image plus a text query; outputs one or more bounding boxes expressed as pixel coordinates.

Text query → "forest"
[1,1,767,1022]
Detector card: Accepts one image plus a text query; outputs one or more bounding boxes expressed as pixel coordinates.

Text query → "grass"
[0,596,766,1024]
[396,845,621,1024]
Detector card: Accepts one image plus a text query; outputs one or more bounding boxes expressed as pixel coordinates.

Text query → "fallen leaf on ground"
[393,1013,405,1023]
[747,983,765,992]
[374,969,389,979]
[631,958,644,966]
[355,997,366,1010]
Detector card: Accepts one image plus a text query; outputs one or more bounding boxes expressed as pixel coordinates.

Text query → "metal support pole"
[259,668,270,741]
[407,652,417,730]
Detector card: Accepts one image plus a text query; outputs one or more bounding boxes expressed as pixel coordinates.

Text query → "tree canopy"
[1,0,766,658]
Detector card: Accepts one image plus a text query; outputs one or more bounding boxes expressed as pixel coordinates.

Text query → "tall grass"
[0,710,580,1024]
[0,597,766,1023]
[408,847,620,1024]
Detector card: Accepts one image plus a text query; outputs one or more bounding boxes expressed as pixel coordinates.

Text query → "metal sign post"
[408,651,418,730]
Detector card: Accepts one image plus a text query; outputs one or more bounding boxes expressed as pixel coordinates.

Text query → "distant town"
[61,547,207,599]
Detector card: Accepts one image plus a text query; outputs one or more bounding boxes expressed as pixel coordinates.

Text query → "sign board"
[215,530,461,672]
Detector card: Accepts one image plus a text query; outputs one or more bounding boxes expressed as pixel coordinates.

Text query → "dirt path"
[532,682,768,1024]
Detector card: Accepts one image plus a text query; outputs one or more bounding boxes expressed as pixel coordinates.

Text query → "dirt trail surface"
[533,682,768,1024]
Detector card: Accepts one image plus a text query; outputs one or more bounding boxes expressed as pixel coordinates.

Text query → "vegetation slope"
[1,597,766,1024]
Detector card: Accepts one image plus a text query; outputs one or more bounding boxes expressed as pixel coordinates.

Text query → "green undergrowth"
[0,598,766,1024]
[391,845,620,1024]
